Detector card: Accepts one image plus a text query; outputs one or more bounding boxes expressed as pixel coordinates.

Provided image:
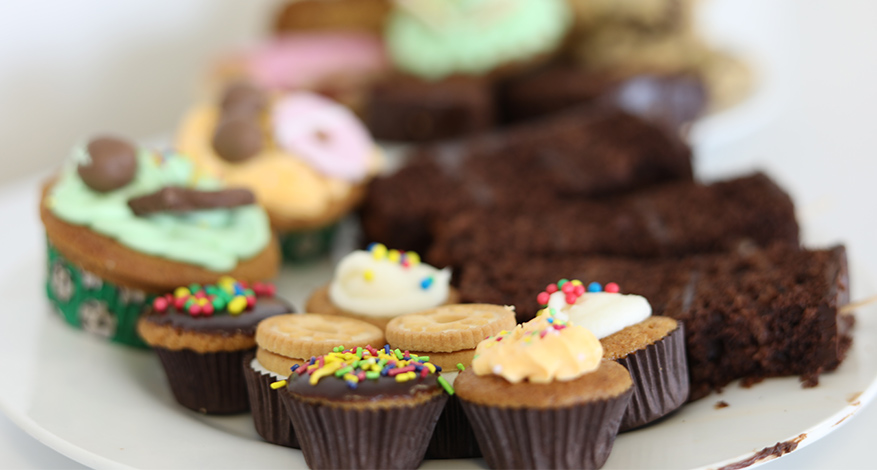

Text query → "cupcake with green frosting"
[40,136,280,347]
[385,0,573,80]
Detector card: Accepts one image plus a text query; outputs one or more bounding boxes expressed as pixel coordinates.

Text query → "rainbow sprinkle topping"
[151,276,276,317]
[289,345,451,393]
[536,279,620,307]
[366,243,433,289]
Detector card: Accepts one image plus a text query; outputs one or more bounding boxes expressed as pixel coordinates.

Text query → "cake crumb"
[714,400,729,409]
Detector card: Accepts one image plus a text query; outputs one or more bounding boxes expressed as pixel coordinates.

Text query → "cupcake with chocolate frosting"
[280,345,451,469]
[138,278,292,414]
[176,85,382,262]
[41,136,279,347]
[244,313,385,448]
[455,312,633,469]
[305,243,460,329]
[537,279,689,431]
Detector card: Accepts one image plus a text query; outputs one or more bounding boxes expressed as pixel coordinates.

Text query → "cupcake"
[385,0,572,81]
[244,313,385,448]
[41,136,279,347]
[385,303,517,459]
[176,86,383,262]
[137,278,291,414]
[537,279,689,431]
[455,313,633,469]
[273,0,391,35]
[305,243,460,330]
[280,345,451,469]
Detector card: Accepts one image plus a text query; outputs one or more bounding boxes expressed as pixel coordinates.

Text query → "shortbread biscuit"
[256,313,385,361]
[386,304,516,353]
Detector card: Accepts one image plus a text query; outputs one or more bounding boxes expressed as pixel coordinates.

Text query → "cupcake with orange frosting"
[176,84,383,262]
[454,312,633,469]
[537,279,689,431]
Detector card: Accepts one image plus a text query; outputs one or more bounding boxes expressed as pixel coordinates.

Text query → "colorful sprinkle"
[270,380,287,390]
[587,282,602,293]
[159,278,275,317]
[421,277,434,290]
[605,282,620,293]
[289,345,450,394]
[363,269,375,282]
[456,363,465,371]
[437,376,455,396]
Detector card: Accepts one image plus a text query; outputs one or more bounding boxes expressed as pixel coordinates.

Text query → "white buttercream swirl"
[547,292,651,339]
[328,250,451,318]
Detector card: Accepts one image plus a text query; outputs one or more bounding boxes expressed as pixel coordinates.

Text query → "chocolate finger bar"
[427,172,798,268]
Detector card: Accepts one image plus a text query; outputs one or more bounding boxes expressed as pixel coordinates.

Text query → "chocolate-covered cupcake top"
[142,277,293,336]
[284,345,453,401]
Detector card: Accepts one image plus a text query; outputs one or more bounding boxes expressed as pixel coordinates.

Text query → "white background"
[2,0,877,468]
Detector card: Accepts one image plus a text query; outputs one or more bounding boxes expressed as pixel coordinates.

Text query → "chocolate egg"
[212,117,263,163]
[220,82,266,118]
[77,136,138,193]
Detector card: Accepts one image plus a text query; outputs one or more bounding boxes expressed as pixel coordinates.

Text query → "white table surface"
[3,1,877,469]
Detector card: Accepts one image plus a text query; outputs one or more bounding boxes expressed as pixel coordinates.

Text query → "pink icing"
[272,92,372,182]
[243,32,388,90]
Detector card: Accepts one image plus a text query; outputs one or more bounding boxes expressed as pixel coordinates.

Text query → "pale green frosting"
[386,0,572,80]
[47,148,271,272]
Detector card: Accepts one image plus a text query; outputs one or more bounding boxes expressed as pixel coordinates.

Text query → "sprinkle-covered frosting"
[151,276,276,317]
[538,280,651,339]
[282,345,453,399]
[471,313,603,384]
[328,243,451,318]
[386,0,572,80]
[47,146,271,271]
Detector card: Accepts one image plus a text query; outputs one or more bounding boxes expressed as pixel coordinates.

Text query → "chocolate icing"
[127,187,256,216]
[143,297,293,336]
[287,369,440,400]
[212,117,264,162]
[77,136,138,192]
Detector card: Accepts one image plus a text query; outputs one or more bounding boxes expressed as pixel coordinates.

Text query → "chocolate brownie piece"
[361,106,693,253]
[364,76,495,142]
[458,243,852,400]
[498,65,708,130]
[427,172,798,267]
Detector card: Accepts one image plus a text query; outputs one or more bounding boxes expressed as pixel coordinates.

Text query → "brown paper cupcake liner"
[281,392,447,469]
[154,347,251,414]
[616,323,689,431]
[460,390,632,470]
[241,352,299,448]
[425,395,481,459]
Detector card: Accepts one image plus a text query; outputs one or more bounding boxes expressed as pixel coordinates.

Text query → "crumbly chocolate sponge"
[459,243,852,400]
[427,172,798,268]
[361,106,693,254]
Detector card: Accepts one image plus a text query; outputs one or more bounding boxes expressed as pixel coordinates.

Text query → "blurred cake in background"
[565,0,753,112]
[177,83,383,262]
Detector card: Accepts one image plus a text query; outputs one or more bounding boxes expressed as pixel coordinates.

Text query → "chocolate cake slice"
[365,75,495,142]
[498,66,708,131]
[458,243,852,400]
[361,106,693,253]
[427,172,798,268]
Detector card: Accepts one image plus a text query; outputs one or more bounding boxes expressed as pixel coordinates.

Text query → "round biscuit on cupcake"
[245,313,385,448]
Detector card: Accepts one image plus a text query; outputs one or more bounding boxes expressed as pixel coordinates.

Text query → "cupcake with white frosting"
[536,279,690,431]
[305,243,460,330]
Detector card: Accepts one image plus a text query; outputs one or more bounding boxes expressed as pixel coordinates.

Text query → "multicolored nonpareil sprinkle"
[151,276,276,317]
[536,279,620,306]
[291,344,452,393]
[366,243,433,289]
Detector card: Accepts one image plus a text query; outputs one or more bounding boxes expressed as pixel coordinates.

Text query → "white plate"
[0,174,875,470]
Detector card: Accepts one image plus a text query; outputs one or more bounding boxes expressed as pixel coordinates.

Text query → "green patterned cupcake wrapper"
[45,241,152,348]
[279,224,339,263]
